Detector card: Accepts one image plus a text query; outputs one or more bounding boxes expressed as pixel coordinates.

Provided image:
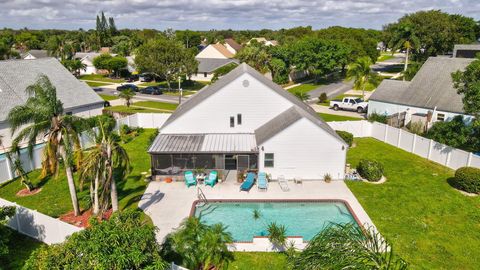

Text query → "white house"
[0,58,104,151]
[247,38,278,46]
[73,52,119,75]
[21,50,49,60]
[193,41,241,81]
[368,57,475,126]
[148,63,347,180]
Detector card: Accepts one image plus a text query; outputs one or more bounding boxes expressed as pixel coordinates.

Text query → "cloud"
[0,0,478,30]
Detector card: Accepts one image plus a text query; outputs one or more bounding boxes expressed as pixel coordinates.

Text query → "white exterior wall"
[161,73,293,134]
[190,72,214,82]
[195,45,229,59]
[23,54,36,60]
[224,43,237,55]
[80,65,97,75]
[259,118,347,180]
[368,100,474,123]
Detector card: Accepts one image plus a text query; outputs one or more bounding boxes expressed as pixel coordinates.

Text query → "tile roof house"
[224,38,243,54]
[148,63,347,180]
[0,58,104,149]
[368,57,475,125]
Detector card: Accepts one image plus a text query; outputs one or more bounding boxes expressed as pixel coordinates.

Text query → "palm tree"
[267,222,287,251]
[80,117,130,214]
[7,75,84,216]
[390,23,420,73]
[294,91,310,102]
[118,89,135,107]
[346,57,379,99]
[167,217,233,270]
[291,223,408,269]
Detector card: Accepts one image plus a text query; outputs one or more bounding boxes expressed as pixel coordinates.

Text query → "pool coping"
[190,198,363,243]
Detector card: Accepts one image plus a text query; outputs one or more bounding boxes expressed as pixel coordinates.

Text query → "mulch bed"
[16,188,42,197]
[59,208,113,228]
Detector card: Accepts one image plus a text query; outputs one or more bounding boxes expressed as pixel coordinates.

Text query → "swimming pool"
[193,200,359,242]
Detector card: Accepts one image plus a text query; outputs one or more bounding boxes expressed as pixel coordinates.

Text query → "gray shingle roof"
[161,63,320,129]
[255,106,347,146]
[0,58,103,122]
[197,58,239,73]
[23,50,49,59]
[369,57,474,114]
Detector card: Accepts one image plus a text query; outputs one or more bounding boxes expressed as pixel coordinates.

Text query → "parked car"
[127,74,139,82]
[116,84,139,92]
[140,86,163,95]
[92,87,103,92]
[139,73,154,82]
[330,97,368,113]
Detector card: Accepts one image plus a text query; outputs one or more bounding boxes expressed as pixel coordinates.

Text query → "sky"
[0,0,479,31]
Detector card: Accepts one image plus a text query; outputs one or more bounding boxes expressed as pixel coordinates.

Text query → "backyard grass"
[99,94,119,101]
[317,113,362,122]
[85,81,112,87]
[347,138,480,269]
[1,228,45,270]
[79,74,125,83]
[228,252,288,270]
[0,130,157,217]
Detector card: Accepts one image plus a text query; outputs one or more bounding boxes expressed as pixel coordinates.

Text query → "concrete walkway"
[138,179,375,245]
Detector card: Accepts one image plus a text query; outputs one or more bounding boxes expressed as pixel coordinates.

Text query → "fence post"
[427,139,434,160]
[397,128,402,147]
[445,150,451,167]
[467,152,473,167]
[411,134,417,153]
[5,156,14,180]
[383,124,388,142]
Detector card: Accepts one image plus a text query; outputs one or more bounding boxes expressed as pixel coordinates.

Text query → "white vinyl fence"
[116,113,171,129]
[0,198,82,244]
[329,120,480,170]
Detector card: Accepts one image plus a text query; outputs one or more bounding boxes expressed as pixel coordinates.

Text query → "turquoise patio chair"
[257,172,268,191]
[184,171,197,187]
[205,171,218,187]
[240,172,256,192]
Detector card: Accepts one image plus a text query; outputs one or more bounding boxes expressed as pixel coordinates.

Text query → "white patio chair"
[278,175,290,192]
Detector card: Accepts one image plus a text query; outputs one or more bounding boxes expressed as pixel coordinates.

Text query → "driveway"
[307,80,353,101]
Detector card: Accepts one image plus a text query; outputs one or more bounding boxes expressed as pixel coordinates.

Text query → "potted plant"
[324,173,332,183]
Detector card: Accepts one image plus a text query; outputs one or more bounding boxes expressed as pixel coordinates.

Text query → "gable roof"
[224,38,242,52]
[160,63,340,139]
[0,58,103,122]
[212,44,235,58]
[23,50,49,59]
[369,57,473,114]
[255,106,346,145]
[197,58,239,73]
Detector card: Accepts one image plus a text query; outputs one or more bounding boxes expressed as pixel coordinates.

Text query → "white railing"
[329,120,480,170]
[0,198,82,244]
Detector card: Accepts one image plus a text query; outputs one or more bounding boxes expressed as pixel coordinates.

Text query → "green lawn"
[287,83,320,95]
[377,54,395,62]
[79,74,125,83]
[0,130,157,218]
[347,138,480,269]
[85,81,112,87]
[104,106,162,114]
[133,101,178,111]
[228,252,287,270]
[317,113,362,122]
[1,229,45,270]
[99,94,119,101]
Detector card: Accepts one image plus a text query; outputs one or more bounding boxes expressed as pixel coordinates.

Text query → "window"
[349,99,355,105]
[237,113,242,125]
[204,72,207,77]
[230,116,235,127]
[264,153,274,168]
[437,113,445,122]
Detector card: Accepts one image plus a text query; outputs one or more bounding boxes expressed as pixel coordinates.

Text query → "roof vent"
[242,79,250,87]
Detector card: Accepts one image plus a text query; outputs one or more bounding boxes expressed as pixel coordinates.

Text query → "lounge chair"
[205,171,217,187]
[184,171,197,187]
[240,172,256,192]
[257,172,268,191]
[278,175,290,191]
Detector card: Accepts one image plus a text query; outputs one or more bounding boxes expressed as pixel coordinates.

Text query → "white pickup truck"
[329,97,368,113]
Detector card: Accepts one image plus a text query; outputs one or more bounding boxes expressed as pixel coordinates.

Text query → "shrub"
[318,92,328,104]
[367,112,387,124]
[336,130,353,147]
[357,159,384,182]
[454,167,480,194]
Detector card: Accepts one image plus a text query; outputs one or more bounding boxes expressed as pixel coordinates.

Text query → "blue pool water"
[194,201,357,242]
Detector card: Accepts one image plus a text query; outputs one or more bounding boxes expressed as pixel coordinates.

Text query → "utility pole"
[178,76,182,104]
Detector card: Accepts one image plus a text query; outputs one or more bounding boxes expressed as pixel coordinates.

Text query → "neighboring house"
[148,63,347,180]
[223,38,243,54]
[190,58,239,81]
[0,58,104,150]
[195,43,235,59]
[74,52,101,75]
[368,57,475,128]
[21,50,49,60]
[247,38,278,46]
[453,44,480,58]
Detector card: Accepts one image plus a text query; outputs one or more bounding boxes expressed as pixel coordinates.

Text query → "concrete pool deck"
[138,179,375,250]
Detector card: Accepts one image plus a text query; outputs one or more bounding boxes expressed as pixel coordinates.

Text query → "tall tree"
[452,58,480,118]
[388,22,420,73]
[346,56,379,98]
[7,75,84,216]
